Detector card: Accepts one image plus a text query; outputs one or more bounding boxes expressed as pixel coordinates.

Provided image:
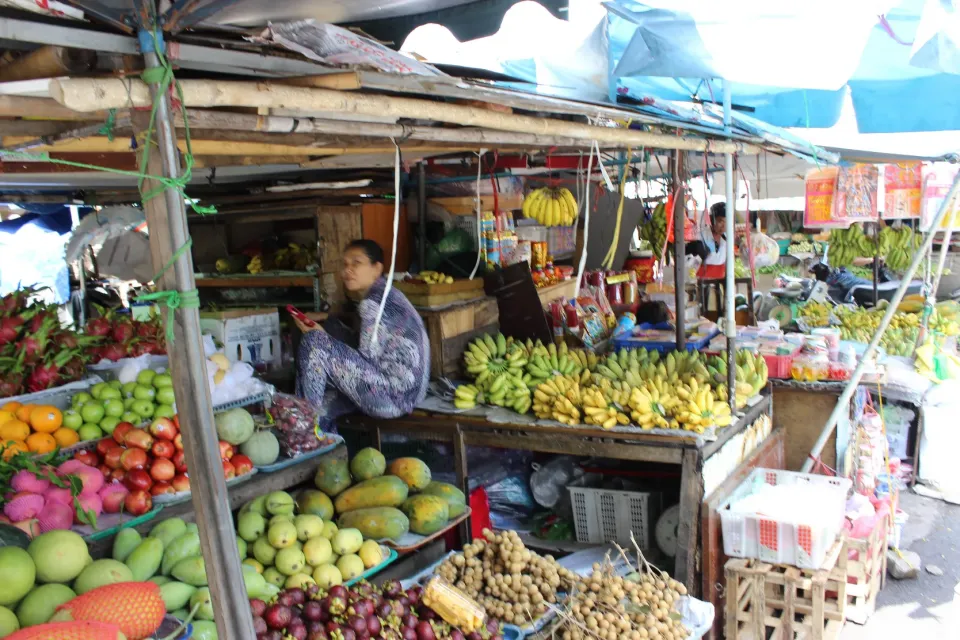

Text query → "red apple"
[124,468,153,492]
[124,429,154,451]
[124,490,152,516]
[120,448,148,471]
[152,440,175,459]
[98,463,112,478]
[96,437,119,458]
[110,468,126,484]
[221,460,236,480]
[218,441,234,461]
[149,417,177,441]
[101,487,127,513]
[231,454,254,475]
[73,450,99,467]
[171,474,190,493]
[151,481,175,497]
[150,458,175,482]
[173,433,183,451]
[113,422,134,445]
[172,415,180,430]
[172,451,187,474]
[104,447,124,470]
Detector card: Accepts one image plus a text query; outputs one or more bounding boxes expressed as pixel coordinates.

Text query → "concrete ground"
[841,491,960,639]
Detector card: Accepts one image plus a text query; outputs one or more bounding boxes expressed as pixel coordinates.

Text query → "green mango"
[125,537,164,582]
[242,567,267,599]
[191,587,214,620]
[171,555,208,587]
[159,581,197,612]
[192,620,218,640]
[112,528,142,563]
[149,576,171,586]
[161,531,201,576]
[149,518,187,549]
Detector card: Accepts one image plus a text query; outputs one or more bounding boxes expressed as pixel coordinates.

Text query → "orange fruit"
[29,406,62,433]
[0,420,30,443]
[1,402,21,413]
[0,410,15,426]
[1,441,28,461]
[25,432,57,455]
[53,427,80,448]
[15,404,35,423]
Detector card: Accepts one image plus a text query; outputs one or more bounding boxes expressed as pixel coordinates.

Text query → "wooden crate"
[839,514,888,624]
[537,279,577,305]
[421,298,499,378]
[725,538,846,640]
[396,278,485,309]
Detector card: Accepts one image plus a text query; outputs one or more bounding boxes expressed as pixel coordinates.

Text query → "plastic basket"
[762,348,800,379]
[568,482,657,549]
[718,468,851,569]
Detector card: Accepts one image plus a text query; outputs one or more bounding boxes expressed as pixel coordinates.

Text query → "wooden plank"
[278,72,363,91]
[537,279,576,305]
[430,194,524,214]
[362,201,411,272]
[317,205,363,272]
[676,448,703,593]
[464,430,685,464]
[195,275,317,288]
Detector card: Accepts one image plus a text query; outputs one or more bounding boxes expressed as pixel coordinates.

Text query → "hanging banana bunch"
[522,187,579,227]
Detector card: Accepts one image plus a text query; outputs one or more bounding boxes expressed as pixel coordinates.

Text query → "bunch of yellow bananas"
[522,187,578,227]
[674,387,732,432]
[532,375,582,424]
[419,270,454,285]
[462,333,526,389]
[247,255,264,274]
[525,341,589,387]
[582,387,630,429]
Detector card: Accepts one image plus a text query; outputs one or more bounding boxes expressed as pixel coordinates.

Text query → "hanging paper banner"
[882,162,922,219]
[803,167,839,228]
[834,163,879,224]
[920,162,960,231]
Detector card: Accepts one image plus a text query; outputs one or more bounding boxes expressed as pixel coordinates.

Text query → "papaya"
[314,457,352,497]
[337,507,410,541]
[421,481,467,518]
[387,457,432,492]
[350,447,386,481]
[334,475,409,514]
[400,495,449,536]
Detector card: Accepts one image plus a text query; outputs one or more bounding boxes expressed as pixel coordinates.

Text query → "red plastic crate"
[763,347,800,379]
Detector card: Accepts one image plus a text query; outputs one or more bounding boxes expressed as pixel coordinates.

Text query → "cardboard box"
[200,309,281,369]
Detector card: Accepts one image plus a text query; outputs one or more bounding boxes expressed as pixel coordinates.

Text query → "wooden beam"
[0,119,98,136]
[0,96,103,120]
[0,152,138,172]
[278,72,362,91]
[0,46,95,82]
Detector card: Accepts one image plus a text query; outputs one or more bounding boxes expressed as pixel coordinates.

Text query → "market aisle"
[841,492,960,639]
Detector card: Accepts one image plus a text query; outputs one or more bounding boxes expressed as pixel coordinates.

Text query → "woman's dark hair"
[345,239,384,265]
[636,301,670,325]
[710,202,726,220]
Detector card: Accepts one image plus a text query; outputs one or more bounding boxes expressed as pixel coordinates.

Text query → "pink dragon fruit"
[37,500,73,532]
[10,470,50,494]
[4,492,44,521]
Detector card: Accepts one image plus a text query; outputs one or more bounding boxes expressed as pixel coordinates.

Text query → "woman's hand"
[294,316,325,334]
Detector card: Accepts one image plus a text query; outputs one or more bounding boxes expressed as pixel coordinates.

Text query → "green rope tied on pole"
[135,238,200,345]
[97,109,117,141]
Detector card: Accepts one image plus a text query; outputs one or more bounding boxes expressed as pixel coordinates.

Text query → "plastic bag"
[741,232,780,268]
[267,392,323,457]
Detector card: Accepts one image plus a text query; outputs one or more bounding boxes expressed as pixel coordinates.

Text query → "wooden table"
[339,393,773,595]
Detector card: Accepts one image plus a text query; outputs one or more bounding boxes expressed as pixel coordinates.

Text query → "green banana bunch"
[462,333,526,390]
[639,202,668,261]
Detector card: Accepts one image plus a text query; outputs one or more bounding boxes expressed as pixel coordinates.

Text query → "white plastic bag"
[741,232,780,268]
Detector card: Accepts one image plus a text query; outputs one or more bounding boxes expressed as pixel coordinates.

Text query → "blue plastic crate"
[612,322,719,354]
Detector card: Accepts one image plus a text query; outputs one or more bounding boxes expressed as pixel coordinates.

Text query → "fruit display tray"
[75,505,165,541]
[382,508,472,554]
[254,434,343,474]
[345,545,398,587]
[152,469,258,506]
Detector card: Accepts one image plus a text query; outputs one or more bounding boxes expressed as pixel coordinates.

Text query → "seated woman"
[294,240,430,430]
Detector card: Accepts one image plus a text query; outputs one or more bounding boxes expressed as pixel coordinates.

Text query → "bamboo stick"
[49,78,760,154]
[0,46,95,83]
[0,95,103,120]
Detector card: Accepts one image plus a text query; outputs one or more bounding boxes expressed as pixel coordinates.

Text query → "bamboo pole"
[0,46,95,82]
[49,78,761,154]
[0,95,103,120]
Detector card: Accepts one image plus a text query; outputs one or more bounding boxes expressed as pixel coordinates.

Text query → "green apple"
[136,369,157,386]
[80,403,105,424]
[99,386,122,401]
[78,424,103,441]
[90,382,108,399]
[71,392,92,407]
[154,404,176,420]
[133,385,156,401]
[121,411,141,424]
[103,399,125,418]
[132,400,155,419]
[108,380,123,389]
[62,409,83,430]
[124,397,137,410]
[156,387,176,405]
[152,373,174,389]
[99,416,120,435]
[121,381,139,398]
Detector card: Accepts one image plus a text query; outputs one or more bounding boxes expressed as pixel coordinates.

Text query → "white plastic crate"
[718,468,851,569]
[568,484,657,549]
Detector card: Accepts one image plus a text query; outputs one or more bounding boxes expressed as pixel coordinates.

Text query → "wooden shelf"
[195,273,318,288]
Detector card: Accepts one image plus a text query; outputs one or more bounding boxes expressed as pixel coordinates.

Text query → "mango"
[242,568,268,599]
[125,537,164,581]
[161,531,201,575]
[149,576,171,586]
[171,555,208,587]
[149,518,187,548]
[190,587,214,620]
[111,528,142,563]
[192,620,218,640]
[159,582,197,612]
[74,559,133,595]
[295,490,334,520]
[334,475,408,514]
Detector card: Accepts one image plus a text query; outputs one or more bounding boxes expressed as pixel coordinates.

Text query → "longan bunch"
[554,560,688,640]
[436,529,576,626]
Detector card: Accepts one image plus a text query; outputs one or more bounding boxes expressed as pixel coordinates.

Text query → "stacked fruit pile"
[455,334,767,433]
[0,528,170,638]
[829,223,920,271]
[83,310,166,362]
[834,302,960,357]
[0,403,78,459]
[249,578,505,640]
[522,187,579,227]
[797,301,831,328]
[0,288,93,397]
[406,271,455,285]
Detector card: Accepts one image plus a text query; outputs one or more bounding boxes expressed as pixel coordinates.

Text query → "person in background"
[294,240,430,430]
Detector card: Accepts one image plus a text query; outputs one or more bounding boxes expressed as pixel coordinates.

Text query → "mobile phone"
[286,305,316,327]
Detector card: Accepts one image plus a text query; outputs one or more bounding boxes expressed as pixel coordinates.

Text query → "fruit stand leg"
[676,448,703,592]
[138,32,256,639]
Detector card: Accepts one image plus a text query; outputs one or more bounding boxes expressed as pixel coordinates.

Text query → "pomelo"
[214,408,254,446]
[73,558,133,594]
[27,530,91,583]
[0,548,34,606]
[16,583,76,627]
[240,430,279,466]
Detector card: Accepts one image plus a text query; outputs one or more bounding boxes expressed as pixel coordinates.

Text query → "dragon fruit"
[83,316,111,337]
[4,492,44,521]
[37,500,74,532]
[11,470,51,494]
